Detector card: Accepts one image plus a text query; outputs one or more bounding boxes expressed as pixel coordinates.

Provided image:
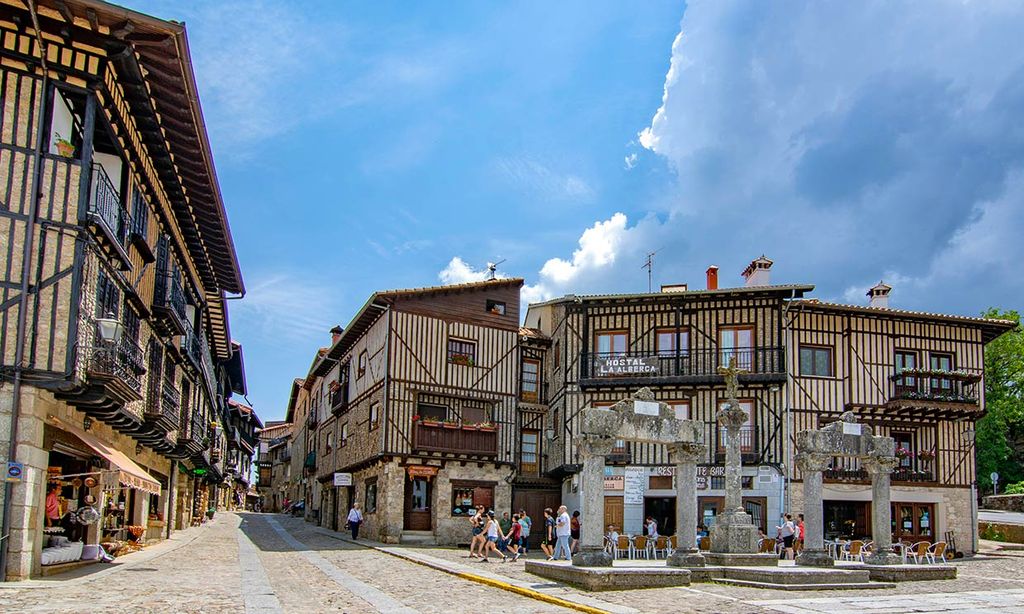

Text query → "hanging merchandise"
[76,506,100,525]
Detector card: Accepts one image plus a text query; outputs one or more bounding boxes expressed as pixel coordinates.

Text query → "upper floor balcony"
[85,163,133,269]
[413,420,498,458]
[579,346,786,388]
[144,375,180,433]
[330,383,349,415]
[152,272,187,337]
[887,369,982,414]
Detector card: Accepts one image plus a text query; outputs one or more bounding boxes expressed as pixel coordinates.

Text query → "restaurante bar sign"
[595,356,659,377]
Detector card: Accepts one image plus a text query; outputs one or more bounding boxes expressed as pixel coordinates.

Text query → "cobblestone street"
[2,513,1024,613]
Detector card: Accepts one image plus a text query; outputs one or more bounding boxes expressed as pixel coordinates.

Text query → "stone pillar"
[572,436,615,567]
[668,442,707,567]
[864,455,902,565]
[795,453,834,567]
[708,400,759,554]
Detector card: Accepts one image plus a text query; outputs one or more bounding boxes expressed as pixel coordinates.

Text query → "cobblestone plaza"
[2,513,1023,613]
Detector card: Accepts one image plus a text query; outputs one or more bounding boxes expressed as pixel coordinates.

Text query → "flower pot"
[442,423,459,429]
[56,141,75,158]
[478,427,496,433]
[421,420,441,427]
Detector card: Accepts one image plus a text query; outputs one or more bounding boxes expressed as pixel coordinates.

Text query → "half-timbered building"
[524,258,811,538]
[786,283,1014,553]
[308,279,524,545]
[0,0,246,579]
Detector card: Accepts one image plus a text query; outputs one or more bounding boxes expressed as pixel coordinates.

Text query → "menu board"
[624,466,645,504]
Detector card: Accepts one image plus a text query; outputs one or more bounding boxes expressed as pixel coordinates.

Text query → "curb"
[306,524,611,614]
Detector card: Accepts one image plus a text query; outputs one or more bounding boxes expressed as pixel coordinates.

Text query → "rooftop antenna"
[486,258,506,280]
[641,251,657,293]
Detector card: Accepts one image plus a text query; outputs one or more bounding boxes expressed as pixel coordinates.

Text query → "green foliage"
[977,309,1024,493]
[980,523,1007,542]
[1005,481,1024,495]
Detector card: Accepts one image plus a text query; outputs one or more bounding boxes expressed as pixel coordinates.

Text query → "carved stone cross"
[717,356,746,402]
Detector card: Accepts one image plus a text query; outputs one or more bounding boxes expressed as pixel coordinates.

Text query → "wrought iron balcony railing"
[152,272,187,336]
[889,369,981,406]
[87,163,131,250]
[82,335,145,395]
[580,346,785,381]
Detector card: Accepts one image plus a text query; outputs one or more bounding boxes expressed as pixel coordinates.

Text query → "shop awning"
[50,418,161,495]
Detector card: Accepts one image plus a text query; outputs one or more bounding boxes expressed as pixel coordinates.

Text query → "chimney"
[330,325,343,344]
[706,266,719,290]
[741,255,773,287]
[867,281,892,308]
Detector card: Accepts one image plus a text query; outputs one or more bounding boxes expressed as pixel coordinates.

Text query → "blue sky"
[128,1,1024,423]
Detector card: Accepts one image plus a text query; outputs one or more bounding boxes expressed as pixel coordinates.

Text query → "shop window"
[656,328,690,357]
[450,481,494,516]
[447,338,476,366]
[364,479,377,513]
[799,345,833,377]
[486,300,506,315]
[369,402,380,430]
[649,475,673,490]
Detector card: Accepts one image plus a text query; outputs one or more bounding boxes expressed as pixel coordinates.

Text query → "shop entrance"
[643,497,676,536]
[823,500,871,540]
[604,496,624,533]
[404,478,432,531]
[512,488,561,549]
[893,502,935,543]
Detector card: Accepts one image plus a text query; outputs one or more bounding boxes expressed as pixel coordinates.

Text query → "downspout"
[0,0,50,582]
[781,289,796,514]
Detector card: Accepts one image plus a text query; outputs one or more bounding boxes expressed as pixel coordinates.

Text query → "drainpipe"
[0,1,50,582]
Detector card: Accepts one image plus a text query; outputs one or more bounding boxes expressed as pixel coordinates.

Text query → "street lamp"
[95,312,124,344]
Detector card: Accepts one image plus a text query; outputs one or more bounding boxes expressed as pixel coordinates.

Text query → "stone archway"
[794,412,902,566]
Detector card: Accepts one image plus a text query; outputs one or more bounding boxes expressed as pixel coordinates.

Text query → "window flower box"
[449,354,475,367]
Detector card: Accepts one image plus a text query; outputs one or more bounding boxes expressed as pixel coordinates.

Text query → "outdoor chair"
[668,535,677,557]
[614,535,631,560]
[698,536,711,551]
[652,536,669,559]
[907,541,930,564]
[633,536,650,559]
[842,540,865,562]
[926,541,947,564]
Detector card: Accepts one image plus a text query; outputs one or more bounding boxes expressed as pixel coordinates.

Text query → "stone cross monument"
[575,388,705,567]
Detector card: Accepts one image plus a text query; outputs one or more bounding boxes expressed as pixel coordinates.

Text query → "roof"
[519,327,550,341]
[284,379,304,423]
[794,300,1017,343]
[228,398,263,429]
[258,422,291,436]
[379,278,524,298]
[528,284,815,308]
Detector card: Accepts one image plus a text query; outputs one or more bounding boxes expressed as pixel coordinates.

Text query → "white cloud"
[439,257,507,285]
[624,153,638,170]
[234,272,340,344]
[494,156,595,201]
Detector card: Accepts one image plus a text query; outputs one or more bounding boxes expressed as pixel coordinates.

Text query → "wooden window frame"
[521,358,541,402]
[340,423,349,447]
[486,299,506,315]
[369,402,380,431]
[928,351,955,392]
[357,350,368,379]
[798,344,834,378]
[594,330,630,356]
[718,325,756,371]
[668,400,690,420]
[447,338,477,366]
[655,327,690,357]
[892,431,914,468]
[520,429,540,476]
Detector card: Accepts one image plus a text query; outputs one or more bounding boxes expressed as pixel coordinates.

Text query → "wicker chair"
[652,536,669,559]
[614,535,631,560]
[633,536,649,559]
[907,541,930,564]
[926,541,947,564]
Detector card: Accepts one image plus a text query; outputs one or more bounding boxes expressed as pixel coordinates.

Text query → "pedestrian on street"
[645,516,659,540]
[552,505,572,560]
[796,513,805,553]
[346,502,363,540]
[518,509,532,555]
[541,508,555,559]
[504,513,523,561]
[499,511,512,535]
[469,505,486,558]
[480,511,508,563]
[570,510,581,553]
[777,513,796,560]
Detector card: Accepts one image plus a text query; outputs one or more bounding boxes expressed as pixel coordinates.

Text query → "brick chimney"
[741,255,773,287]
[867,282,892,308]
[706,266,719,290]
[330,325,343,344]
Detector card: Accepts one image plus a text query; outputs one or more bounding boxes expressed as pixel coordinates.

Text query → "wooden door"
[512,489,561,548]
[604,496,624,532]
[892,502,934,543]
[404,478,432,531]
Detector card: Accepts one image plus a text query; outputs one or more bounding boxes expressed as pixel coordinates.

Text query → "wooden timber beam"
[125,32,173,48]
[110,19,134,39]
[86,8,98,31]
[53,0,74,26]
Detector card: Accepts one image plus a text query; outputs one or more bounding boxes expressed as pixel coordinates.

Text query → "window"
[324,432,333,455]
[929,352,954,392]
[450,481,495,516]
[130,186,148,239]
[340,423,349,447]
[668,400,690,420]
[893,432,913,468]
[553,340,560,368]
[595,331,628,355]
[521,359,540,402]
[461,401,490,425]
[521,430,539,476]
[656,328,690,357]
[486,300,506,315]
[369,402,380,430]
[799,345,833,377]
[416,402,448,422]
[95,270,120,319]
[649,475,673,490]
[895,350,918,392]
[447,339,476,366]
[357,351,367,378]
[717,399,755,453]
[719,326,754,370]
[364,479,377,513]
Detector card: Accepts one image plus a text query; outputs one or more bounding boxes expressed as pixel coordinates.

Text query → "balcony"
[330,385,349,415]
[888,370,981,415]
[82,336,146,402]
[180,320,203,371]
[823,467,936,484]
[413,421,498,457]
[85,163,132,269]
[579,347,785,388]
[152,273,187,337]
[715,427,758,463]
[144,377,180,433]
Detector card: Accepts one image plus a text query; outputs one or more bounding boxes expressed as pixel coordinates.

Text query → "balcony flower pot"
[421,419,441,427]
[442,421,459,429]
[54,134,75,158]
[478,426,496,433]
[449,355,475,367]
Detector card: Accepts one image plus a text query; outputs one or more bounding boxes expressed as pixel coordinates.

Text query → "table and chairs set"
[823,538,950,564]
[603,534,679,560]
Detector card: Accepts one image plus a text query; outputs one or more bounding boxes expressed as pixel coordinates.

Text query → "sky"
[127,1,1024,423]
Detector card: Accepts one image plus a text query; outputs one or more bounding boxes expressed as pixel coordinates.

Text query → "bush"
[980,523,1006,542]
[1006,481,1024,495]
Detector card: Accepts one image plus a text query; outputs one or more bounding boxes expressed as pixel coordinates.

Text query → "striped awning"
[50,418,161,495]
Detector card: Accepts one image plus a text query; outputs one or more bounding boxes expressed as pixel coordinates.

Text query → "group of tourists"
[467,506,534,562]
[773,512,805,559]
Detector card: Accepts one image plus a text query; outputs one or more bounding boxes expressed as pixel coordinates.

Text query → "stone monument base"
[666,549,706,567]
[863,551,903,566]
[571,547,613,568]
[796,548,835,567]
[702,552,780,566]
[525,561,691,591]
[709,510,760,554]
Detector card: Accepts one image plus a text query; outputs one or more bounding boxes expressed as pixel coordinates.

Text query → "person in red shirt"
[796,513,806,553]
[45,484,61,526]
[504,512,523,561]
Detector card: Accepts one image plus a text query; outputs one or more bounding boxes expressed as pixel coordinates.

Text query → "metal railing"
[181,320,202,369]
[82,335,145,394]
[153,272,187,326]
[330,385,349,413]
[890,371,980,405]
[88,163,130,248]
[581,346,785,380]
[161,379,181,423]
[823,467,936,483]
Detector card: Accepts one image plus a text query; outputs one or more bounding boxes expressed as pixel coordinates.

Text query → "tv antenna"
[486,258,506,280]
[641,250,658,293]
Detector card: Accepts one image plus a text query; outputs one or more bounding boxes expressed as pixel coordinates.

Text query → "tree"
[976,309,1024,494]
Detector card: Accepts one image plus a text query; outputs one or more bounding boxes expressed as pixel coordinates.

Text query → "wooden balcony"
[823,467,936,484]
[413,422,498,457]
[887,370,981,416]
[579,346,785,389]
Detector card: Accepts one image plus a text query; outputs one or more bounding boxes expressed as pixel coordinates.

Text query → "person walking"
[553,505,572,560]
[481,511,508,563]
[645,516,659,540]
[518,510,532,555]
[505,513,523,561]
[777,513,796,560]
[346,502,363,540]
[468,505,486,558]
[570,510,582,554]
[541,508,555,559]
[796,513,805,553]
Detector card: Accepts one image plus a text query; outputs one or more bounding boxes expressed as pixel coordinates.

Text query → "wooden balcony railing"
[823,467,936,483]
[413,421,497,457]
[580,347,785,381]
[889,370,981,407]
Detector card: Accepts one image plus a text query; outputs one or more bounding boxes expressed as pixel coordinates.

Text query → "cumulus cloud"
[439,257,507,285]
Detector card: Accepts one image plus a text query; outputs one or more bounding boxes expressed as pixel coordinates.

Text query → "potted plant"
[442,418,460,429]
[917,449,935,463]
[476,421,496,432]
[895,446,914,460]
[420,415,441,427]
[54,133,75,158]
[206,507,215,520]
[450,354,475,367]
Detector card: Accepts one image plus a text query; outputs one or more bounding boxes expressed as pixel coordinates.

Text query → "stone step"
[717,578,895,591]
[721,566,872,585]
[399,531,437,546]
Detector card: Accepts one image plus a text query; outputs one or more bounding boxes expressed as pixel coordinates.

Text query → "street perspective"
[3,1,1024,614]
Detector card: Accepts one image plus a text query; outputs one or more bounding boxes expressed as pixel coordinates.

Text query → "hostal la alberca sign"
[595,356,658,377]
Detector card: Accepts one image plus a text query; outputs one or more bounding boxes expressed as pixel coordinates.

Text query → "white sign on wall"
[332,472,353,487]
[624,466,645,504]
[633,400,660,416]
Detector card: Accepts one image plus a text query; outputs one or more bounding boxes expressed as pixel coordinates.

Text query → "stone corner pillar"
[667,441,707,567]
[572,435,615,567]
[795,452,834,567]
[863,454,903,566]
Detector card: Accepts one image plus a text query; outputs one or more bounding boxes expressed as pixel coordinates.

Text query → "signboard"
[594,356,658,377]
[695,465,726,490]
[5,462,23,483]
[634,400,660,416]
[652,466,676,476]
[333,472,353,487]
[624,466,645,504]
[406,465,439,480]
[842,422,863,435]
[604,475,624,490]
